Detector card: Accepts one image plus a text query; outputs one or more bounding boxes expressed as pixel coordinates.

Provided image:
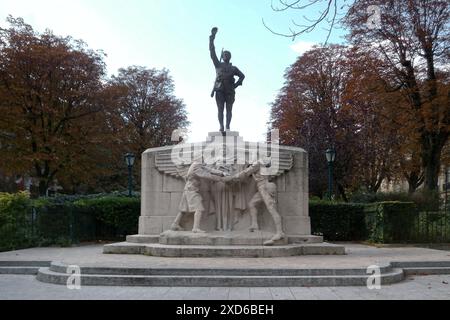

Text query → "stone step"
[0,261,51,275]
[391,261,450,268]
[103,242,346,257]
[390,261,450,276]
[402,267,450,275]
[159,230,291,246]
[0,261,51,267]
[0,266,41,275]
[48,261,393,276]
[126,234,323,245]
[36,267,404,287]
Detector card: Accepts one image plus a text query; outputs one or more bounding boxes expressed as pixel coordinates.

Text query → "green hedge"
[310,200,439,243]
[1,192,448,252]
[350,191,441,211]
[73,196,140,240]
[364,202,418,243]
[0,192,34,251]
[0,193,140,251]
[310,201,367,241]
[33,204,74,247]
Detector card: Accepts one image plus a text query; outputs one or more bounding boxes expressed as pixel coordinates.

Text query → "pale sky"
[0,0,346,143]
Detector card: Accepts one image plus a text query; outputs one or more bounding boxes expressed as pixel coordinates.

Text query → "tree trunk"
[405,170,423,194]
[336,182,349,202]
[423,156,441,192]
[422,133,446,191]
[407,178,420,193]
[38,179,48,196]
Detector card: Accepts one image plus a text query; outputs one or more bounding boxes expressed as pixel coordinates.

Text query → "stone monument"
[105,131,345,257]
[104,28,344,257]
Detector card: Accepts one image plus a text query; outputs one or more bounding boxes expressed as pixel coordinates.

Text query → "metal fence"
[32,204,133,244]
[410,211,450,243]
[2,202,449,253]
[0,204,133,252]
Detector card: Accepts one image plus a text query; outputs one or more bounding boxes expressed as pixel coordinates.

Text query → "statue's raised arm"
[209,27,220,68]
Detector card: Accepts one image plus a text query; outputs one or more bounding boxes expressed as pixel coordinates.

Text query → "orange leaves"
[344,0,449,190]
[270,45,414,195]
[0,17,108,194]
[0,17,190,194]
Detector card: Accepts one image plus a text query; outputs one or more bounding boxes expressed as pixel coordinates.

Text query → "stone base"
[103,242,345,257]
[115,232,332,257]
[160,230,289,246]
[127,232,324,246]
[126,234,160,244]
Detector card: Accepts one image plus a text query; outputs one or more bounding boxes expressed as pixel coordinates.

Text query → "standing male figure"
[171,154,225,233]
[209,27,245,132]
[226,159,285,246]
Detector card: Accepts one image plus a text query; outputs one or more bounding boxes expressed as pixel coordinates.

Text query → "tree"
[102,66,189,187]
[345,0,450,192]
[0,16,108,195]
[270,45,407,198]
[271,45,359,199]
[267,0,450,192]
[340,49,401,193]
[107,66,189,156]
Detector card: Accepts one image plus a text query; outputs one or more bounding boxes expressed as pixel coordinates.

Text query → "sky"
[0,0,347,143]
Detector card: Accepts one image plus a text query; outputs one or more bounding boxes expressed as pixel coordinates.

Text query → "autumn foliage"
[270,40,448,198]
[270,0,449,197]
[0,17,188,195]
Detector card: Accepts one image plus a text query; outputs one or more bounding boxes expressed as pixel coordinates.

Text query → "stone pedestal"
[104,131,345,257]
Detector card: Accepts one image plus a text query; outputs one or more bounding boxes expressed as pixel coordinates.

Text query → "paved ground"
[1,243,450,269]
[0,274,449,300]
[1,243,450,300]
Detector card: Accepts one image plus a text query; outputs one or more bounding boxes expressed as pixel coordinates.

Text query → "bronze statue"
[209,27,245,132]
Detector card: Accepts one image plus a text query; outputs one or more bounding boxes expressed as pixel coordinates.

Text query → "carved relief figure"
[157,145,293,242]
[228,160,286,245]
[170,155,225,233]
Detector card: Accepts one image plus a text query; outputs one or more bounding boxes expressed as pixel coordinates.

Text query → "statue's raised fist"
[211,27,218,36]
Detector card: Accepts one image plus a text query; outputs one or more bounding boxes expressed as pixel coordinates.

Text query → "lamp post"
[124,153,135,197]
[445,167,449,213]
[325,148,336,201]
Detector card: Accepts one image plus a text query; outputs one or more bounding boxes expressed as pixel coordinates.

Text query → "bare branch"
[264,0,345,43]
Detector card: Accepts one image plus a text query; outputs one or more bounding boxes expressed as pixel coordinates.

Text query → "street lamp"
[325,148,336,201]
[124,153,135,197]
[445,167,449,213]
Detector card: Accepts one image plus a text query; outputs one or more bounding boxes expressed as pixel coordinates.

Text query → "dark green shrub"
[310,200,435,243]
[32,202,74,246]
[1,192,141,252]
[1,189,446,252]
[32,195,140,243]
[0,192,34,251]
[408,191,441,211]
[364,202,418,243]
[310,200,367,241]
[73,196,140,239]
[36,191,140,205]
[32,194,140,242]
[350,190,442,211]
